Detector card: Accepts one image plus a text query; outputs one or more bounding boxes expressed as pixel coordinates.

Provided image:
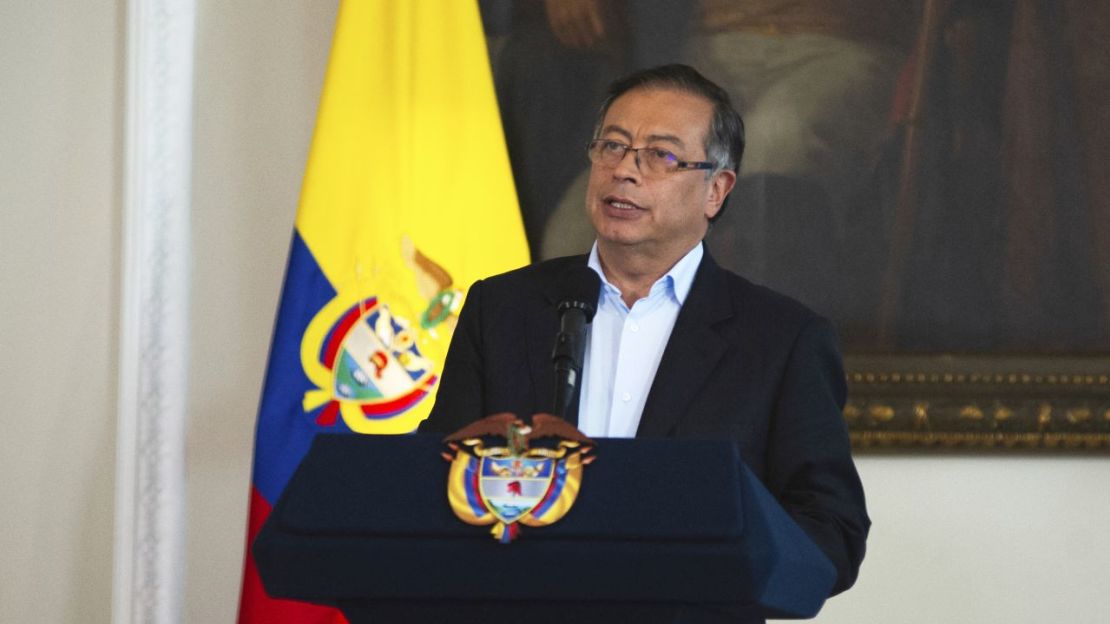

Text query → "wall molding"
[113,1,195,622]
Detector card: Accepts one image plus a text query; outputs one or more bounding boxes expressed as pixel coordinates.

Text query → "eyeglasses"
[586,139,716,177]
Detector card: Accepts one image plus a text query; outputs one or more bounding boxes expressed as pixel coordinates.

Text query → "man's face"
[586,87,734,260]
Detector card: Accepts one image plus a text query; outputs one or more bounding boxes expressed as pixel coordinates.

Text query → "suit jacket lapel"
[636,253,733,437]
[525,298,558,419]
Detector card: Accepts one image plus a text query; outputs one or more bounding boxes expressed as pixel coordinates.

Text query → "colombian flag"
[237,1,529,621]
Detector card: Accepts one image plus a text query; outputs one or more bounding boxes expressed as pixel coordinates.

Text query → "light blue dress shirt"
[578,242,704,438]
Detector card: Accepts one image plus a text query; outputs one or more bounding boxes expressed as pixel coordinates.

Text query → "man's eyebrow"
[599,126,687,150]
[646,133,685,149]
[599,125,633,141]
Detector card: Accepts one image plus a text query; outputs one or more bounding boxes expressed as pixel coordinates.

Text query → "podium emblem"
[443,414,595,543]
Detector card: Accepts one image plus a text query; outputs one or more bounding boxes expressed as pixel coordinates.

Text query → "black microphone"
[551,267,601,421]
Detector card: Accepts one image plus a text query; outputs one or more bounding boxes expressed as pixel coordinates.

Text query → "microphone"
[551,266,601,421]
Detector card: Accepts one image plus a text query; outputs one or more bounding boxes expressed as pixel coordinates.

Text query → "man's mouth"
[605,196,642,211]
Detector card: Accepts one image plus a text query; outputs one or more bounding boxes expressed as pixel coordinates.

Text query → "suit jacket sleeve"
[764,315,869,595]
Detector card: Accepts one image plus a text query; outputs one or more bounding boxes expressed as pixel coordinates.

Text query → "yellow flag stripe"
[296,0,528,292]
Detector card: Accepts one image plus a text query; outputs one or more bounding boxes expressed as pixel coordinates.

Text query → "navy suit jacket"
[419,252,869,608]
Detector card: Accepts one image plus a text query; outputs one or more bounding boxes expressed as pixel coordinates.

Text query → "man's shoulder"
[697,257,834,355]
[707,259,831,337]
[476,255,587,293]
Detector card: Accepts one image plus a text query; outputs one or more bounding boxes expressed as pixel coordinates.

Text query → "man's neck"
[596,240,700,308]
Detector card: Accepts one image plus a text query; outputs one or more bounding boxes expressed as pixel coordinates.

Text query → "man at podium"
[419,64,868,616]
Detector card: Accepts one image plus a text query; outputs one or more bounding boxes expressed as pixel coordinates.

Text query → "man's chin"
[596,229,649,250]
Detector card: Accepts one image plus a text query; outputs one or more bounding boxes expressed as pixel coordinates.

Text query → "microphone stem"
[551,307,588,420]
[552,362,579,419]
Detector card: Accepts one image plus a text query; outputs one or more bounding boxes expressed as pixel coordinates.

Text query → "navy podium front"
[254,434,837,623]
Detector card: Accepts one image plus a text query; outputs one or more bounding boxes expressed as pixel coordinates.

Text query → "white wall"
[0,2,121,623]
[184,1,336,622]
[3,2,1109,624]
[814,456,1110,623]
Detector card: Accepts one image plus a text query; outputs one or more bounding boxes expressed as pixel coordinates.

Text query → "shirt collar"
[586,241,703,306]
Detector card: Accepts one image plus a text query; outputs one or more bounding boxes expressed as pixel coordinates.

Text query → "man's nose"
[612,147,642,181]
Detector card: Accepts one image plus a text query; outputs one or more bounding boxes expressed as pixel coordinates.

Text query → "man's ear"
[704,170,737,221]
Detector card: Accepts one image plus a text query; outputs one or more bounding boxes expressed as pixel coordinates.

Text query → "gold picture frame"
[845,355,1110,450]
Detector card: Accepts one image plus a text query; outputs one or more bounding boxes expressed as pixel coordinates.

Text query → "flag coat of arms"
[238,1,529,621]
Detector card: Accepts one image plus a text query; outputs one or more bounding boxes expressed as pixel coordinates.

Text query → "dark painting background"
[481,0,1110,355]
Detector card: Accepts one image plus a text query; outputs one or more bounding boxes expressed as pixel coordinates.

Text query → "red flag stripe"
[238,487,349,624]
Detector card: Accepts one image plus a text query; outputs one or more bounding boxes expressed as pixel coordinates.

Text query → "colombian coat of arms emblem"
[443,413,596,543]
[300,236,463,433]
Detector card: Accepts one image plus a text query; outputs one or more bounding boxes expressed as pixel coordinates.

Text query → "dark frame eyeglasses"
[586,139,716,176]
